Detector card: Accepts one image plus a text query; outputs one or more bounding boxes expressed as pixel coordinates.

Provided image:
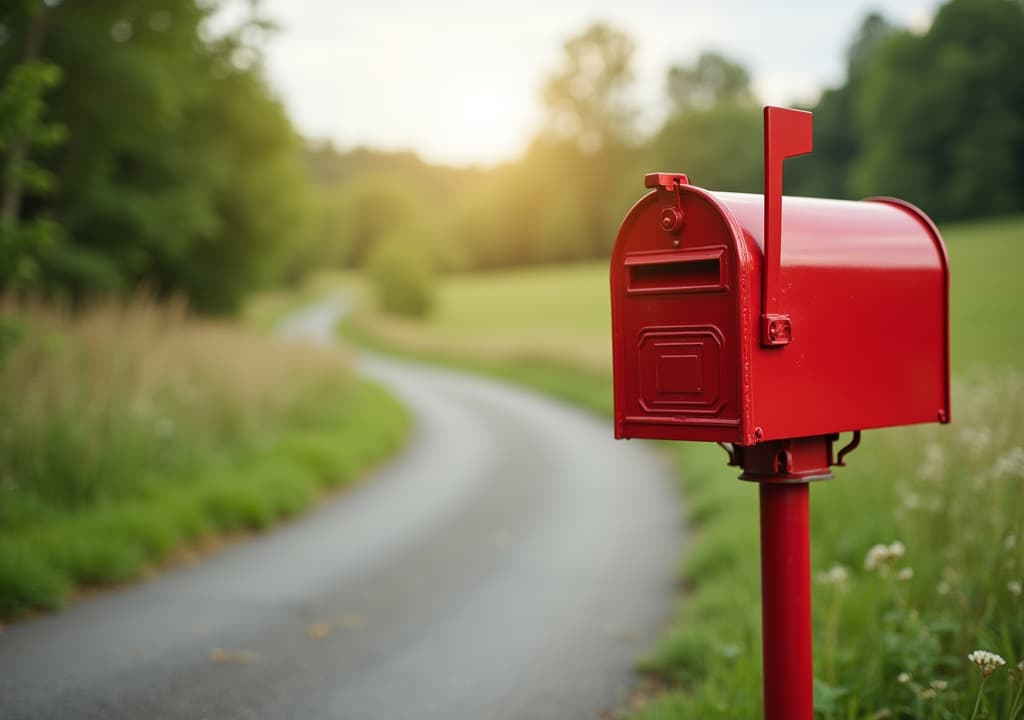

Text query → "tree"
[0,60,64,290]
[852,0,1024,219]
[541,22,637,153]
[0,0,313,312]
[335,176,426,268]
[788,12,894,199]
[649,52,762,193]
[666,52,754,114]
[0,1,65,291]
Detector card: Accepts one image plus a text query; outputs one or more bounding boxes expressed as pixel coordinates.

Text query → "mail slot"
[610,109,950,446]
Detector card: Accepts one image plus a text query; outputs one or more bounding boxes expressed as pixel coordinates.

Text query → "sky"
[253,0,943,168]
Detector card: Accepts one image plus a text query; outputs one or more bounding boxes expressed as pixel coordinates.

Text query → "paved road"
[0,299,682,719]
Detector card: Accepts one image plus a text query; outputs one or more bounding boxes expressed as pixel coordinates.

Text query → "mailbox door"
[612,188,751,443]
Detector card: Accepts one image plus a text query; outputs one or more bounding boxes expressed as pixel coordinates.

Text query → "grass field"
[0,299,409,618]
[346,214,1024,719]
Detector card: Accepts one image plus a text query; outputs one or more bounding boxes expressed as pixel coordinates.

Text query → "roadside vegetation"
[340,215,1024,719]
[3,0,1021,710]
[0,298,409,618]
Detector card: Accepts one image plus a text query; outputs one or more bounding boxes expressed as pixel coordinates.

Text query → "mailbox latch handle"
[644,172,689,190]
[644,173,688,236]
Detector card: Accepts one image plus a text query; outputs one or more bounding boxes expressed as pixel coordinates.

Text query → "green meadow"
[345,215,1024,719]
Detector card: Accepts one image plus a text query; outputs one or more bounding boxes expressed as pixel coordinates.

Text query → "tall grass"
[0,297,409,616]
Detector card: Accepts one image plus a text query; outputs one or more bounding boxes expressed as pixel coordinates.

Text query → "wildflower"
[929,680,948,691]
[937,580,951,595]
[865,544,889,571]
[919,688,936,700]
[864,542,906,573]
[1009,580,1022,597]
[918,443,945,481]
[901,492,921,510]
[960,426,992,455]
[1006,534,1018,550]
[817,564,850,587]
[897,567,914,581]
[968,650,1006,678]
[993,447,1024,478]
[897,672,912,684]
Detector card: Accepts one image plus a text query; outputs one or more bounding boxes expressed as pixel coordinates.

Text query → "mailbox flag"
[764,106,813,160]
[762,106,813,343]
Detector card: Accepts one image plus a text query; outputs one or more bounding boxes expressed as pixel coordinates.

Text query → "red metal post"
[759,481,814,720]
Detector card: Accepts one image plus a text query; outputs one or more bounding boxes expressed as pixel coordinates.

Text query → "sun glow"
[447,85,527,167]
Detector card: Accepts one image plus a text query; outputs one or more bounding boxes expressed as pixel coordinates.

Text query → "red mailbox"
[610,107,951,720]
[610,113,950,455]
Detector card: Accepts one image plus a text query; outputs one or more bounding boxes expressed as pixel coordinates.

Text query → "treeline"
[317,0,1024,292]
[1,0,311,313]
[2,0,1022,314]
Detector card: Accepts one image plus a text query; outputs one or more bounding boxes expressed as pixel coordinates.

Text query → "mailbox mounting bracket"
[761,106,813,347]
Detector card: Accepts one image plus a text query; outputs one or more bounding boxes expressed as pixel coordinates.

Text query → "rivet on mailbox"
[609,106,950,720]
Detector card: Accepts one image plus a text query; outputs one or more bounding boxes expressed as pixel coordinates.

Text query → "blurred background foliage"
[2,0,1023,316]
[1,0,310,313]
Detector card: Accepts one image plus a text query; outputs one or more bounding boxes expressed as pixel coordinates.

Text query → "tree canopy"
[541,22,637,153]
[0,0,311,312]
[4,0,1021,312]
[852,0,1024,219]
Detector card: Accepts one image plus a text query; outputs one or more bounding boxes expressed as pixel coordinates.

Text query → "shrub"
[367,234,437,318]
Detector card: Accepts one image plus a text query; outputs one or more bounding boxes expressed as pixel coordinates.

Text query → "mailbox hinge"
[761,313,792,346]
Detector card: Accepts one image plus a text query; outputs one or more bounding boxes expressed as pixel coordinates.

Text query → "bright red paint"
[760,481,813,720]
[610,151,950,447]
[610,106,952,720]
[762,106,813,347]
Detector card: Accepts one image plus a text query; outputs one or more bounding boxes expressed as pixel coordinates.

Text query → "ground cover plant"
[343,215,1024,718]
[0,297,409,617]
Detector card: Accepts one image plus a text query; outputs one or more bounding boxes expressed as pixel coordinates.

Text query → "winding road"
[0,299,682,719]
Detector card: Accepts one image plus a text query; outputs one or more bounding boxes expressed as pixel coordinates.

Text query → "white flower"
[1006,534,1018,550]
[1009,580,1022,597]
[897,567,914,581]
[919,688,936,700]
[864,542,907,573]
[918,443,946,481]
[961,426,992,455]
[993,447,1024,478]
[865,544,889,571]
[937,580,951,595]
[968,650,1006,677]
[817,564,850,587]
[929,680,948,690]
[901,492,921,510]
[897,672,912,684]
